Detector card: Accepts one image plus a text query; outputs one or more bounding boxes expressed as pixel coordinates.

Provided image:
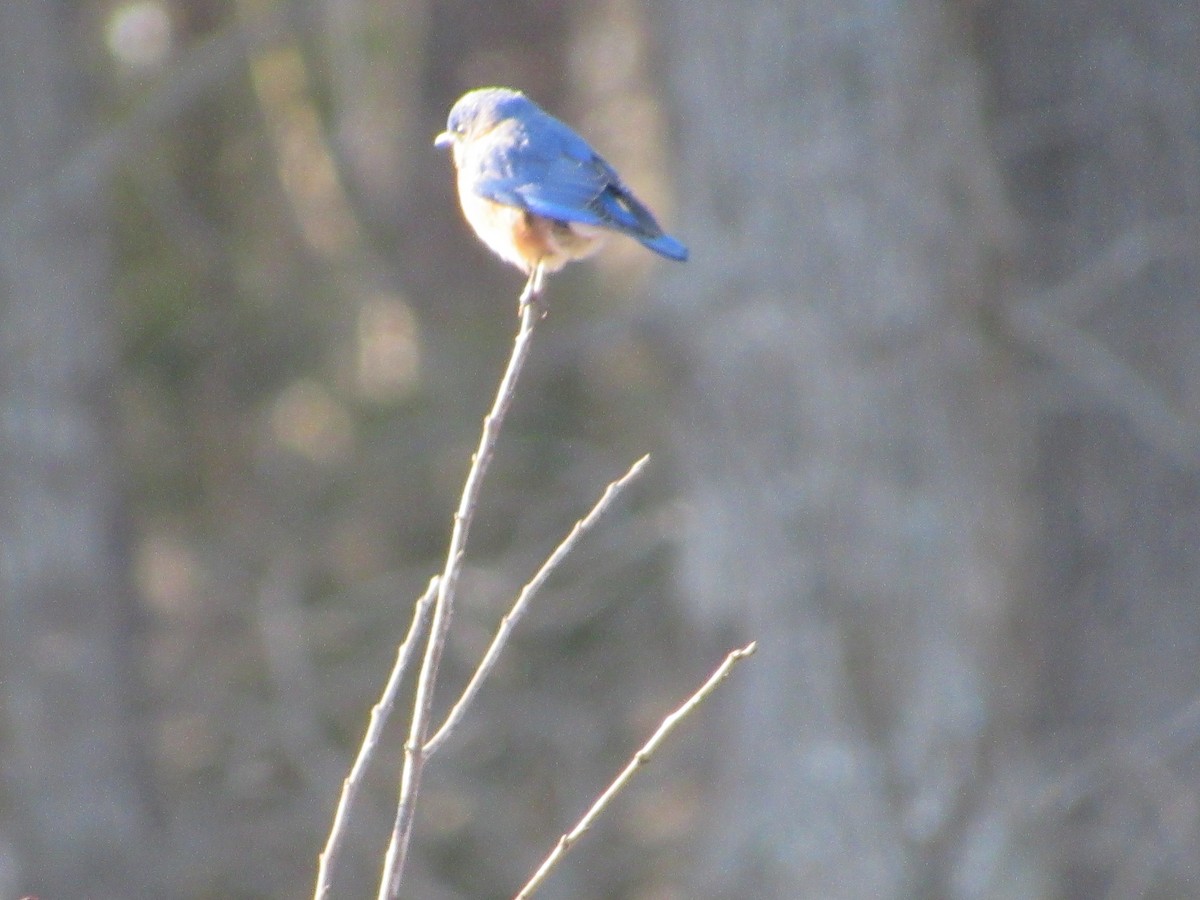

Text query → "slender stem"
[377,292,541,900]
[314,577,438,900]
[514,641,758,900]
[425,455,650,758]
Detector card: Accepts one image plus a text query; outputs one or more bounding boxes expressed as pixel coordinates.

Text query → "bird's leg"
[519,262,548,318]
[518,266,536,310]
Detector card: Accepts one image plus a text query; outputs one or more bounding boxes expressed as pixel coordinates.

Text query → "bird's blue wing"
[465,113,688,260]
[468,119,636,226]
[467,120,603,218]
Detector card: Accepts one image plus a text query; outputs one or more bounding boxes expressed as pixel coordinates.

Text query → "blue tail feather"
[638,231,689,261]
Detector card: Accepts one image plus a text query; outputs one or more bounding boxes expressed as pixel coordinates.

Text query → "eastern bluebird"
[435,87,687,302]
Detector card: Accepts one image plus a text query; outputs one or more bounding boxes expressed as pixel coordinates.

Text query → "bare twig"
[514,641,758,900]
[378,291,541,900]
[314,576,438,900]
[424,454,651,758]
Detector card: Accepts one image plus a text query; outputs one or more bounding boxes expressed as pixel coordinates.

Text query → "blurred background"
[3,1,1200,898]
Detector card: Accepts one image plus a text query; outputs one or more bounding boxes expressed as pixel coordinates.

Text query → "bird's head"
[435,87,533,150]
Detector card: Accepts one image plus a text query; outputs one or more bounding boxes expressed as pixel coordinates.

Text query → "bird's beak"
[434,131,455,149]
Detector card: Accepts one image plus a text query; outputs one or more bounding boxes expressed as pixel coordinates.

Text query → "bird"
[434,87,687,307]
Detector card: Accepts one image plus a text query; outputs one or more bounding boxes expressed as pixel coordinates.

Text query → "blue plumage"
[436,87,688,287]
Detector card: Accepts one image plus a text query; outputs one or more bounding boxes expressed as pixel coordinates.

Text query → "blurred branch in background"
[3,7,287,226]
[311,0,430,224]
[1004,215,1200,466]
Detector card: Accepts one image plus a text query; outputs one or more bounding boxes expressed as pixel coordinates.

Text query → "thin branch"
[378,290,541,900]
[314,576,438,900]
[424,454,651,759]
[514,641,758,900]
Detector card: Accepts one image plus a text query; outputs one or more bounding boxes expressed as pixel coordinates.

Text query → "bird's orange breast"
[456,182,604,275]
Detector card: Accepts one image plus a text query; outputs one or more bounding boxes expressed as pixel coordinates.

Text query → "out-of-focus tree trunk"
[0,6,156,897]
[651,1,1042,896]
[982,3,1200,896]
